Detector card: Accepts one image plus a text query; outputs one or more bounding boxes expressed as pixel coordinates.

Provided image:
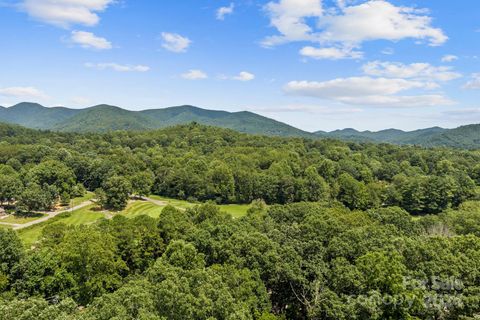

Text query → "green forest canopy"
[1,122,480,319]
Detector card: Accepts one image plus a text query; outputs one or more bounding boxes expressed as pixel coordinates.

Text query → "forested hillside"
[2,103,480,148]
[1,123,480,319]
[0,103,311,137]
[316,125,480,149]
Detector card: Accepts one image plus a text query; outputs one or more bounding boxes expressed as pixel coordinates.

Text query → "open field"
[18,204,105,246]
[17,196,252,246]
[147,195,252,217]
[120,200,164,218]
[70,192,95,207]
[1,212,46,224]
[59,205,106,225]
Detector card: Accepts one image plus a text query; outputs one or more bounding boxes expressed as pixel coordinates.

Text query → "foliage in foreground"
[2,201,480,319]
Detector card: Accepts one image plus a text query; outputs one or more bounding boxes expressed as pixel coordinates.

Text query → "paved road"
[143,197,168,207]
[0,198,171,230]
[0,200,94,230]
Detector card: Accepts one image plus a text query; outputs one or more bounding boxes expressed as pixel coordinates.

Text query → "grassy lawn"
[18,204,105,247]
[59,205,105,225]
[1,212,46,224]
[218,204,251,218]
[18,225,46,247]
[71,192,95,207]
[148,195,195,210]
[57,192,95,210]
[17,196,252,246]
[148,195,250,218]
[120,201,164,219]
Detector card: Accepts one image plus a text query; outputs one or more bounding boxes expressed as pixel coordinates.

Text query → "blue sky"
[1,0,480,131]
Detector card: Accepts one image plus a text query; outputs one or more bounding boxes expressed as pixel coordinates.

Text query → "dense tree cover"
[1,123,480,318]
[0,123,478,213]
[3,202,480,319]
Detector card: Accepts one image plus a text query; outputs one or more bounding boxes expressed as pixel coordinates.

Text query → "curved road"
[0,200,93,230]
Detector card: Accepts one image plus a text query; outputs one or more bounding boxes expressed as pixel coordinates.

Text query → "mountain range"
[0,102,310,137]
[0,102,479,149]
[315,125,480,149]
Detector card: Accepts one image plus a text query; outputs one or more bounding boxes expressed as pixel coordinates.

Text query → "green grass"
[17,196,252,246]
[70,192,95,207]
[120,201,164,218]
[59,205,105,225]
[18,225,45,247]
[218,204,251,218]
[148,195,250,218]
[1,212,45,224]
[57,192,95,210]
[148,195,195,209]
[18,204,105,246]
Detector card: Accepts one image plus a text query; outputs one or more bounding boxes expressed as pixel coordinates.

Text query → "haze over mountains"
[0,102,310,137]
[0,102,479,149]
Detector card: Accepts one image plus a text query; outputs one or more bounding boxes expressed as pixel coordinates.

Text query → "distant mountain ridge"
[1,102,479,149]
[0,102,311,137]
[315,125,480,149]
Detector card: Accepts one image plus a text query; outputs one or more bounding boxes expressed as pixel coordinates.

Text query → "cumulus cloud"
[441,55,458,62]
[362,61,461,82]
[21,0,114,28]
[84,62,150,72]
[262,0,323,46]
[263,0,447,59]
[0,86,49,99]
[71,30,112,49]
[233,71,255,81]
[300,46,362,60]
[217,3,234,20]
[318,1,447,46]
[161,32,191,53]
[463,73,480,89]
[181,69,208,80]
[284,77,453,107]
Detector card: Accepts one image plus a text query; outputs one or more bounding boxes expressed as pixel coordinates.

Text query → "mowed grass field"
[1,212,46,224]
[120,201,164,218]
[148,195,252,217]
[17,196,252,246]
[18,204,106,246]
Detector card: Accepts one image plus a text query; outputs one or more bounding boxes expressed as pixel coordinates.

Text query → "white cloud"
[284,77,453,107]
[262,0,323,46]
[21,0,114,28]
[233,71,255,81]
[161,32,191,53]
[300,46,362,60]
[181,69,208,80]
[463,73,480,89]
[85,62,150,72]
[0,86,49,99]
[362,61,461,82]
[381,47,395,55]
[253,104,362,114]
[318,1,447,46]
[441,54,458,62]
[217,3,234,20]
[263,0,447,58]
[71,30,112,49]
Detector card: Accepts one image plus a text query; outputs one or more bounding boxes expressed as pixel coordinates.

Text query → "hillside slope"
[315,125,480,149]
[0,102,80,129]
[0,103,311,137]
